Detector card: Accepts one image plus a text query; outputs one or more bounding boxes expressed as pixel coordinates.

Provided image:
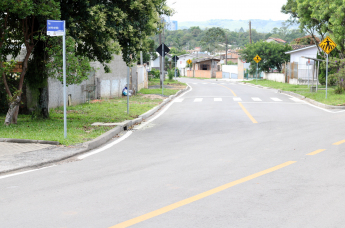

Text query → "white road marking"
[135,83,193,130]
[0,165,56,180]
[290,97,304,102]
[193,83,198,84]
[194,98,203,102]
[233,97,242,101]
[252,97,262,101]
[78,131,133,160]
[202,83,207,84]
[214,98,222,101]
[271,98,282,101]
[174,98,184,102]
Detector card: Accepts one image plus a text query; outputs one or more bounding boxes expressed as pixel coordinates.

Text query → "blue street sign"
[47,20,65,36]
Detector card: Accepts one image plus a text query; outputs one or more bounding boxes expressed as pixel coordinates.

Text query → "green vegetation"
[153,24,305,53]
[239,41,292,74]
[139,88,179,96]
[245,80,345,106]
[0,96,163,145]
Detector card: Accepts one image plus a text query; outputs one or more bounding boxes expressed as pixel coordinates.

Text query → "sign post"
[172,56,179,80]
[319,36,337,99]
[156,43,170,96]
[253,55,262,83]
[47,20,66,138]
[187,59,192,75]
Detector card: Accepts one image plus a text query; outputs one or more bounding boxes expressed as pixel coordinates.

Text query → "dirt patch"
[140,94,165,100]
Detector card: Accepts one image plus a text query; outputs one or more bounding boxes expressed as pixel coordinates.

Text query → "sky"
[167,0,290,22]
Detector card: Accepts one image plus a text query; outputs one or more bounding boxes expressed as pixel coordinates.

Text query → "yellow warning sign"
[319,36,337,54]
[253,55,261,63]
[187,59,192,64]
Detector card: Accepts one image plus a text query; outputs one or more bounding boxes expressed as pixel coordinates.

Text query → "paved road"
[1,78,345,228]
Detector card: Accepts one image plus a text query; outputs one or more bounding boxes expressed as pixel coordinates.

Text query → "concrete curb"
[0,138,59,145]
[241,82,345,110]
[0,85,190,175]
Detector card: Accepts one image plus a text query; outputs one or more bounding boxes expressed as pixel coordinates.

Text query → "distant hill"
[178,19,298,33]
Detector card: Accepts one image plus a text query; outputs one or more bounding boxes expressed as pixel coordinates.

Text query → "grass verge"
[245,79,345,106]
[0,96,162,145]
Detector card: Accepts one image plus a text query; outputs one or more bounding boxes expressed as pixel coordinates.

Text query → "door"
[231,73,238,79]
[222,72,230,78]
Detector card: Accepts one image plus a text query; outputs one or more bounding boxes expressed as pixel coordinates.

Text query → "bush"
[149,69,160,80]
[334,84,344,94]
[168,69,174,80]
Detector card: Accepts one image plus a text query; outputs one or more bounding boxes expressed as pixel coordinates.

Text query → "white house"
[285,45,319,80]
[176,54,196,76]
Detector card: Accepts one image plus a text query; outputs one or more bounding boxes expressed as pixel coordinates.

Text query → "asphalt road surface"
[1,78,345,228]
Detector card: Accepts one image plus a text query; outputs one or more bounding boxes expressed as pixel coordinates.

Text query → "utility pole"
[225,43,228,65]
[249,20,252,44]
[159,26,163,88]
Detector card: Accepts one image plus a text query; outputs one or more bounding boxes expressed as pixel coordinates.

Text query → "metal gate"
[231,73,238,79]
[222,72,230,78]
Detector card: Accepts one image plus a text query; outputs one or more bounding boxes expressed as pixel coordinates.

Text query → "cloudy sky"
[167,0,290,22]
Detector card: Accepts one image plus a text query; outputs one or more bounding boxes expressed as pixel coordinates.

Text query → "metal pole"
[174,58,177,80]
[326,54,328,98]
[255,63,259,82]
[317,60,319,92]
[162,43,164,96]
[307,61,309,88]
[63,20,67,139]
[127,66,129,114]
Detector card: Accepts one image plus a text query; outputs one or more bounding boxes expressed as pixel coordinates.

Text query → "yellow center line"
[333,139,345,145]
[307,149,326,155]
[238,102,258,123]
[109,161,297,228]
[218,84,237,97]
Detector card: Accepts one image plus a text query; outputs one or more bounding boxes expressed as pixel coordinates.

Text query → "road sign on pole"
[253,55,261,82]
[172,56,179,80]
[319,36,337,98]
[156,43,170,57]
[253,55,261,63]
[187,59,192,64]
[47,20,67,138]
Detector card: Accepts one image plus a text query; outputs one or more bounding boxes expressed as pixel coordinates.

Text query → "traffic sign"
[172,56,179,61]
[156,43,170,57]
[253,55,261,63]
[319,36,337,54]
[47,20,65,36]
[187,59,192,64]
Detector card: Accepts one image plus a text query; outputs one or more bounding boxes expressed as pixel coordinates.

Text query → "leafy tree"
[239,41,292,74]
[1,0,60,125]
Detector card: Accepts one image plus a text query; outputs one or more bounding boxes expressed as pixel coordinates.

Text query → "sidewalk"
[0,86,189,175]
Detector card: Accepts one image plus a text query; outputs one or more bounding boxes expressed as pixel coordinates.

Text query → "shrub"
[168,69,174,80]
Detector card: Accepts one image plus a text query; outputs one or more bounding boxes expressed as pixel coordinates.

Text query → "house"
[265,37,287,44]
[176,54,196,76]
[218,51,240,64]
[284,45,319,83]
[187,57,221,78]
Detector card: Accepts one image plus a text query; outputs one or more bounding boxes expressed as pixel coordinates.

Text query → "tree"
[2,0,172,125]
[239,41,292,74]
[1,0,60,125]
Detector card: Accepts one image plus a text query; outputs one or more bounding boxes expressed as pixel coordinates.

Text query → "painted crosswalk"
[214,98,222,101]
[270,98,282,101]
[233,97,242,101]
[251,97,262,101]
[194,98,203,102]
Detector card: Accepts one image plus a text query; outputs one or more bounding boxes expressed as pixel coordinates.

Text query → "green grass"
[148,78,186,87]
[245,80,345,106]
[0,96,163,145]
[139,88,179,96]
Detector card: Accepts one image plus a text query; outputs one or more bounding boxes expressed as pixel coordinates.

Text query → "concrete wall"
[48,54,133,108]
[222,65,238,77]
[263,72,285,83]
[137,65,148,91]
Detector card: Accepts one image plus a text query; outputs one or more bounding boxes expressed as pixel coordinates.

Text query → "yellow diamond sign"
[187,59,192,64]
[253,55,261,63]
[319,36,337,54]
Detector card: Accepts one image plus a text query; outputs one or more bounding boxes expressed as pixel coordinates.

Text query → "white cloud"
[168,0,290,22]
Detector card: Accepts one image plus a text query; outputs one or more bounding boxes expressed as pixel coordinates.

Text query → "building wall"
[222,65,238,76]
[263,72,285,83]
[177,54,195,76]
